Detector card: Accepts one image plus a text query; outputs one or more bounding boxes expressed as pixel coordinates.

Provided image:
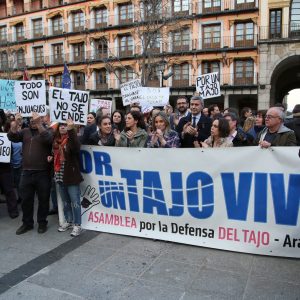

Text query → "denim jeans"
[58,184,81,225]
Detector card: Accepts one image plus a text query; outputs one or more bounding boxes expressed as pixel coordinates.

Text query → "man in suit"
[176,96,212,147]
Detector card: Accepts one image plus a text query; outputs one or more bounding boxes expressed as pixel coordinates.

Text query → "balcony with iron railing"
[259,24,300,41]
[0,0,258,21]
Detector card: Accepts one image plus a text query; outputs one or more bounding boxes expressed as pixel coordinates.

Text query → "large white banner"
[15,80,46,117]
[0,133,11,163]
[49,87,89,125]
[139,87,170,107]
[120,79,142,106]
[80,146,300,258]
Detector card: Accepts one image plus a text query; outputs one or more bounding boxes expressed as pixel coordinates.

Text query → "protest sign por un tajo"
[15,80,46,117]
[0,133,11,163]
[80,146,300,258]
[49,87,89,125]
[196,72,221,100]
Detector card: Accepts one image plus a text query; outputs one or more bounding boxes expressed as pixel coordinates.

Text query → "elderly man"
[257,107,296,148]
[176,96,211,147]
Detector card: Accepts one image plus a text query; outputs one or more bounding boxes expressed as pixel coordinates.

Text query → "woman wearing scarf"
[87,116,115,146]
[52,119,83,237]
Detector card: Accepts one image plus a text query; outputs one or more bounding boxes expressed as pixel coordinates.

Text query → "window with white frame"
[0,26,7,42]
[202,24,221,49]
[119,3,133,24]
[32,18,43,38]
[119,67,133,84]
[72,11,85,31]
[52,15,63,35]
[33,46,44,66]
[173,28,190,51]
[173,63,189,87]
[15,23,24,41]
[234,59,254,85]
[235,22,254,46]
[173,0,189,14]
[203,0,221,13]
[119,35,133,57]
[52,43,63,64]
[94,7,107,27]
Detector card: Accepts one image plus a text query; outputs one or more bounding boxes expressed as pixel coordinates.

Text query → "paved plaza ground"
[0,202,299,300]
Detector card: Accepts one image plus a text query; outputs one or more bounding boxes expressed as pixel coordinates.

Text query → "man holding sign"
[8,112,53,235]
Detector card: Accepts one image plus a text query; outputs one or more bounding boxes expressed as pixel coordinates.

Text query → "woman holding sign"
[147,112,180,148]
[114,111,147,147]
[51,119,83,237]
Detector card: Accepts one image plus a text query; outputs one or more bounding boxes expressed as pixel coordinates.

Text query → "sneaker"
[16,224,33,235]
[70,225,82,237]
[38,224,48,234]
[58,222,72,232]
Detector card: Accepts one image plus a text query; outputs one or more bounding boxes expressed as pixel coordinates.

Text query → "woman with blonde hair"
[147,111,180,148]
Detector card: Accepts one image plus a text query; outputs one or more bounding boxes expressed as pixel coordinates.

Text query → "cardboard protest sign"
[196,72,221,99]
[15,80,46,117]
[120,79,142,106]
[138,87,170,107]
[0,80,16,111]
[0,133,11,163]
[90,99,112,116]
[49,87,89,125]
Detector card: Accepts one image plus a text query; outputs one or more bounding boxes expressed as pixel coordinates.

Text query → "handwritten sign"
[49,87,89,125]
[196,72,221,99]
[120,79,142,106]
[15,80,46,117]
[0,80,16,111]
[138,87,170,107]
[0,133,11,163]
[90,99,112,116]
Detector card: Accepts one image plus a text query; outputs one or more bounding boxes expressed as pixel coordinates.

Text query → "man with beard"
[170,96,190,130]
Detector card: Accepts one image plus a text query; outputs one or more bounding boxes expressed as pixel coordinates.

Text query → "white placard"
[49,87,90,125]
[0,133,11,163]
[15,80,46,117]
[138,87,170,107]
[80,146,300,258]
[90,99,112,116]
[120,79,142,106]
[196,72,221,99]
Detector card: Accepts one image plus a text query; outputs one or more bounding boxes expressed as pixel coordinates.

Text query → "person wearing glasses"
[194,118,232,148]
[257,107,296,148]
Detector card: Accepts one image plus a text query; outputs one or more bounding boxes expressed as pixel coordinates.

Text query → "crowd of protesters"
[0,96,299,236]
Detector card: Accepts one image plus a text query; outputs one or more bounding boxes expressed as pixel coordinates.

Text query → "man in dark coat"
[176,96,212,147]
[285,104,300,146]
[8,112,53,235]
